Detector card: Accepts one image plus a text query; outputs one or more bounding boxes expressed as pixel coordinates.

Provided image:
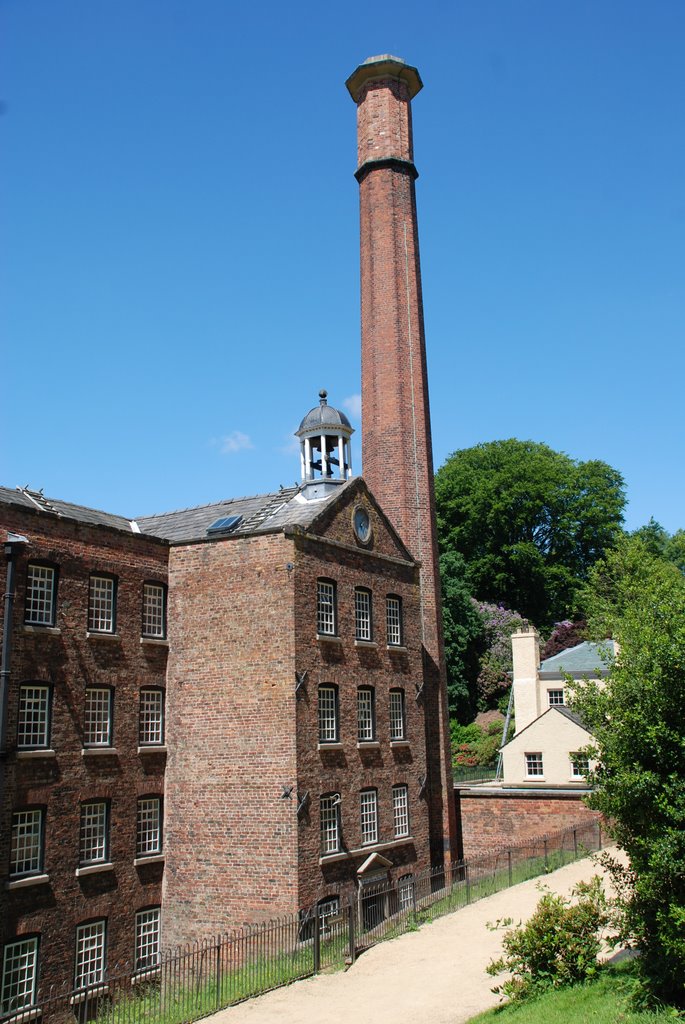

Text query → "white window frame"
[84,688,112,747]
[139,689,165,746]
[525,752,544,778]
[357,687,375,742]
[386,595,402,646]
[79,802,109,865]
[1,937,39,1015]
[317,685,338,744]
[136,798,162,857]
[392,784,410,838]
[360,789,378,845]
[24,563,57,626]
[397,874,414,911]
[354,588,372,641]
[547,688,565,706]
[316,580,337,636]
[389,689,406,741]
[74,920,106,990]
[135,908,161,973]
[17,685,50,750]
[88,575,116,633]
[570,753,590,779]
[320,794,340,854]
[142,583,166,639]
[10,810,43,877]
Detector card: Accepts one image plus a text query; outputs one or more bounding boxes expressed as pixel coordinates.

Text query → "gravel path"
[208,852,615,1024]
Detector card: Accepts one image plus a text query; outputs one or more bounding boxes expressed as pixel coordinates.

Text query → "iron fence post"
[465,863,471,905]
[313,906,321,975]
[507,849,512,887]
[573,828,578,857]
[347,903,356,965]
[543,838,548,870]
[215,936,222,1010]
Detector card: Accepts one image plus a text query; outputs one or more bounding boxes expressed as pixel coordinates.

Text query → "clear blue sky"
[2,0,683,532]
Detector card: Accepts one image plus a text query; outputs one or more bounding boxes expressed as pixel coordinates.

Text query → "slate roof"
[539,640,615,677]
[0,486,139,535]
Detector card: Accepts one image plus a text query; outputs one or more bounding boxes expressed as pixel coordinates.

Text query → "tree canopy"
[435,439,625,626]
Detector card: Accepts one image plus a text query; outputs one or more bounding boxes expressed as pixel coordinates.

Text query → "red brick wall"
[457,788,602,860]
[0,505,168,995]
[162,532,299,944]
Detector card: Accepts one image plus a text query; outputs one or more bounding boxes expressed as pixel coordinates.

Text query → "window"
[389,689,406,741]
[10,810,43,877]
[88,574,116,633]
[316,579,337,636]
[360,789,378,845]
[136,798,162,857]
[84,688,112,747]
[79,802,109,865]
[354,588,372,641]
[317,685,339,744]
[320,794,340,854]
[357,687,375,742]
[74,921,106,989]
[24,563,57,626]
[135,908,161,972]
[392,784,410,838]
[386,595,403,646]
[548,689,565,706]
[17,685,51,750]
[397,874,414,911]
[139,689,165,746]
[142,583,166,639]
[1,937,39,1015]
[571,753,590,779]
[299,896,340,942]
[525,752,544,778]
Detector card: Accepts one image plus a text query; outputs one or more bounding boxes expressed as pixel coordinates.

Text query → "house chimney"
[511,627,541,733]
[347,56,456,864]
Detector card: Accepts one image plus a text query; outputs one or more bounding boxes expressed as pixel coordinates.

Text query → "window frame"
[316,578,337,637]
[134,907,161,974]
[354,587,373,641]
[87,573,118,634]
[392,784,410,838]
[74,919,106,991]
[139,688,165,747]
[525,752,544,778]
[389,689,406,741]
[547,688,565,706]
[360,788,378,846]
[1,936,39,1016]
[356,686,376,743]
[24,561,58,627]
[570,752,590,779]
[397,873,415,912]
[79,801,110,866]
[317,685,339,744]
[83,687,114,748]
[319,793,341,855]
[17,684,52,751]
[136,797,163,857]
[386,595,403,647]
[10,807,45,878]
[142,582,167,640]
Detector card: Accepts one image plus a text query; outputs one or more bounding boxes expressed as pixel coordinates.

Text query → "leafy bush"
[451,720,503,768]
[486,876,611,1002]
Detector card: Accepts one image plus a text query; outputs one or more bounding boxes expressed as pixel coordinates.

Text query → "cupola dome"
[296,390,354,500]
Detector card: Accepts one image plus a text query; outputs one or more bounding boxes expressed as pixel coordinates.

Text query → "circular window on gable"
[352,505,373,546]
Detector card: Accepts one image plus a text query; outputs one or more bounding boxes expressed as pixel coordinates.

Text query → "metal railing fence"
[11,818,604,1024]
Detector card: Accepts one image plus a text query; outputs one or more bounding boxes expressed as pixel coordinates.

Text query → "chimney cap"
[346,55,423,103]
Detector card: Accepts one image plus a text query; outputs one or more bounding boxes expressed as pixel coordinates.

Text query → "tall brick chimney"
[346,55,457,863]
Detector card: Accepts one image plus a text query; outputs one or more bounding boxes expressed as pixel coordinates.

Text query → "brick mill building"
[0,55,456,1008]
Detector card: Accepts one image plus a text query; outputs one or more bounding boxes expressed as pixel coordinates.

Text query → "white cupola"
[296,390,354,500]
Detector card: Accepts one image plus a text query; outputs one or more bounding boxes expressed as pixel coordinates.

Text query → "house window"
[525,752,544,778]
[1,937,39,1015]
[136,798,162,857]
[316,579,337,636]
[88,575,116,633]
[360,789,378,845]
[74,920,106,989]
[24,563,57,626]
[10,810,43,877]
[318,685,339,744]
[389,689,406,741]
[135,908,161,972]
[299,896,340,942]
[79,802,109,865]
[319,794,340,854]
[392,784,410,838]
[139,689,165,746]
[398,874,414,911]
[571,753,590,779]
[357,687,375,742]
[354,588,372,641]
[548,689,565,706]
[142,583,166,639]
[17,685,51,750]
[386,595,402,646]
[84,688,112,747]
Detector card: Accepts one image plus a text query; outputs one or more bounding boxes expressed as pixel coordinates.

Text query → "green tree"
[573,537,685,1008]
[440,550,483,721]
[632,518,685,575]
[435,439,625,626]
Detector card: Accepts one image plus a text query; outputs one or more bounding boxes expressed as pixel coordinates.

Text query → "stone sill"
[2,1007,41,1023]
[16,749,56,760]
[131,968,160,985]
[82,747,118,757]
[525,777,546,783]
[140,637,169,647]
[354,640,377,649]
[6,874,50,891]
[387,645,408,653]
[138,745,167,755]
[134,854,164,867]
[86,632,120,641]
[319,836,414,865]
[76,862,114,877]
[390,740,410,748]
[22,624,61,635]
[70,986,108,1006]
[357,741,380,749]
[318,742,343,751]
[316,633,342,644]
